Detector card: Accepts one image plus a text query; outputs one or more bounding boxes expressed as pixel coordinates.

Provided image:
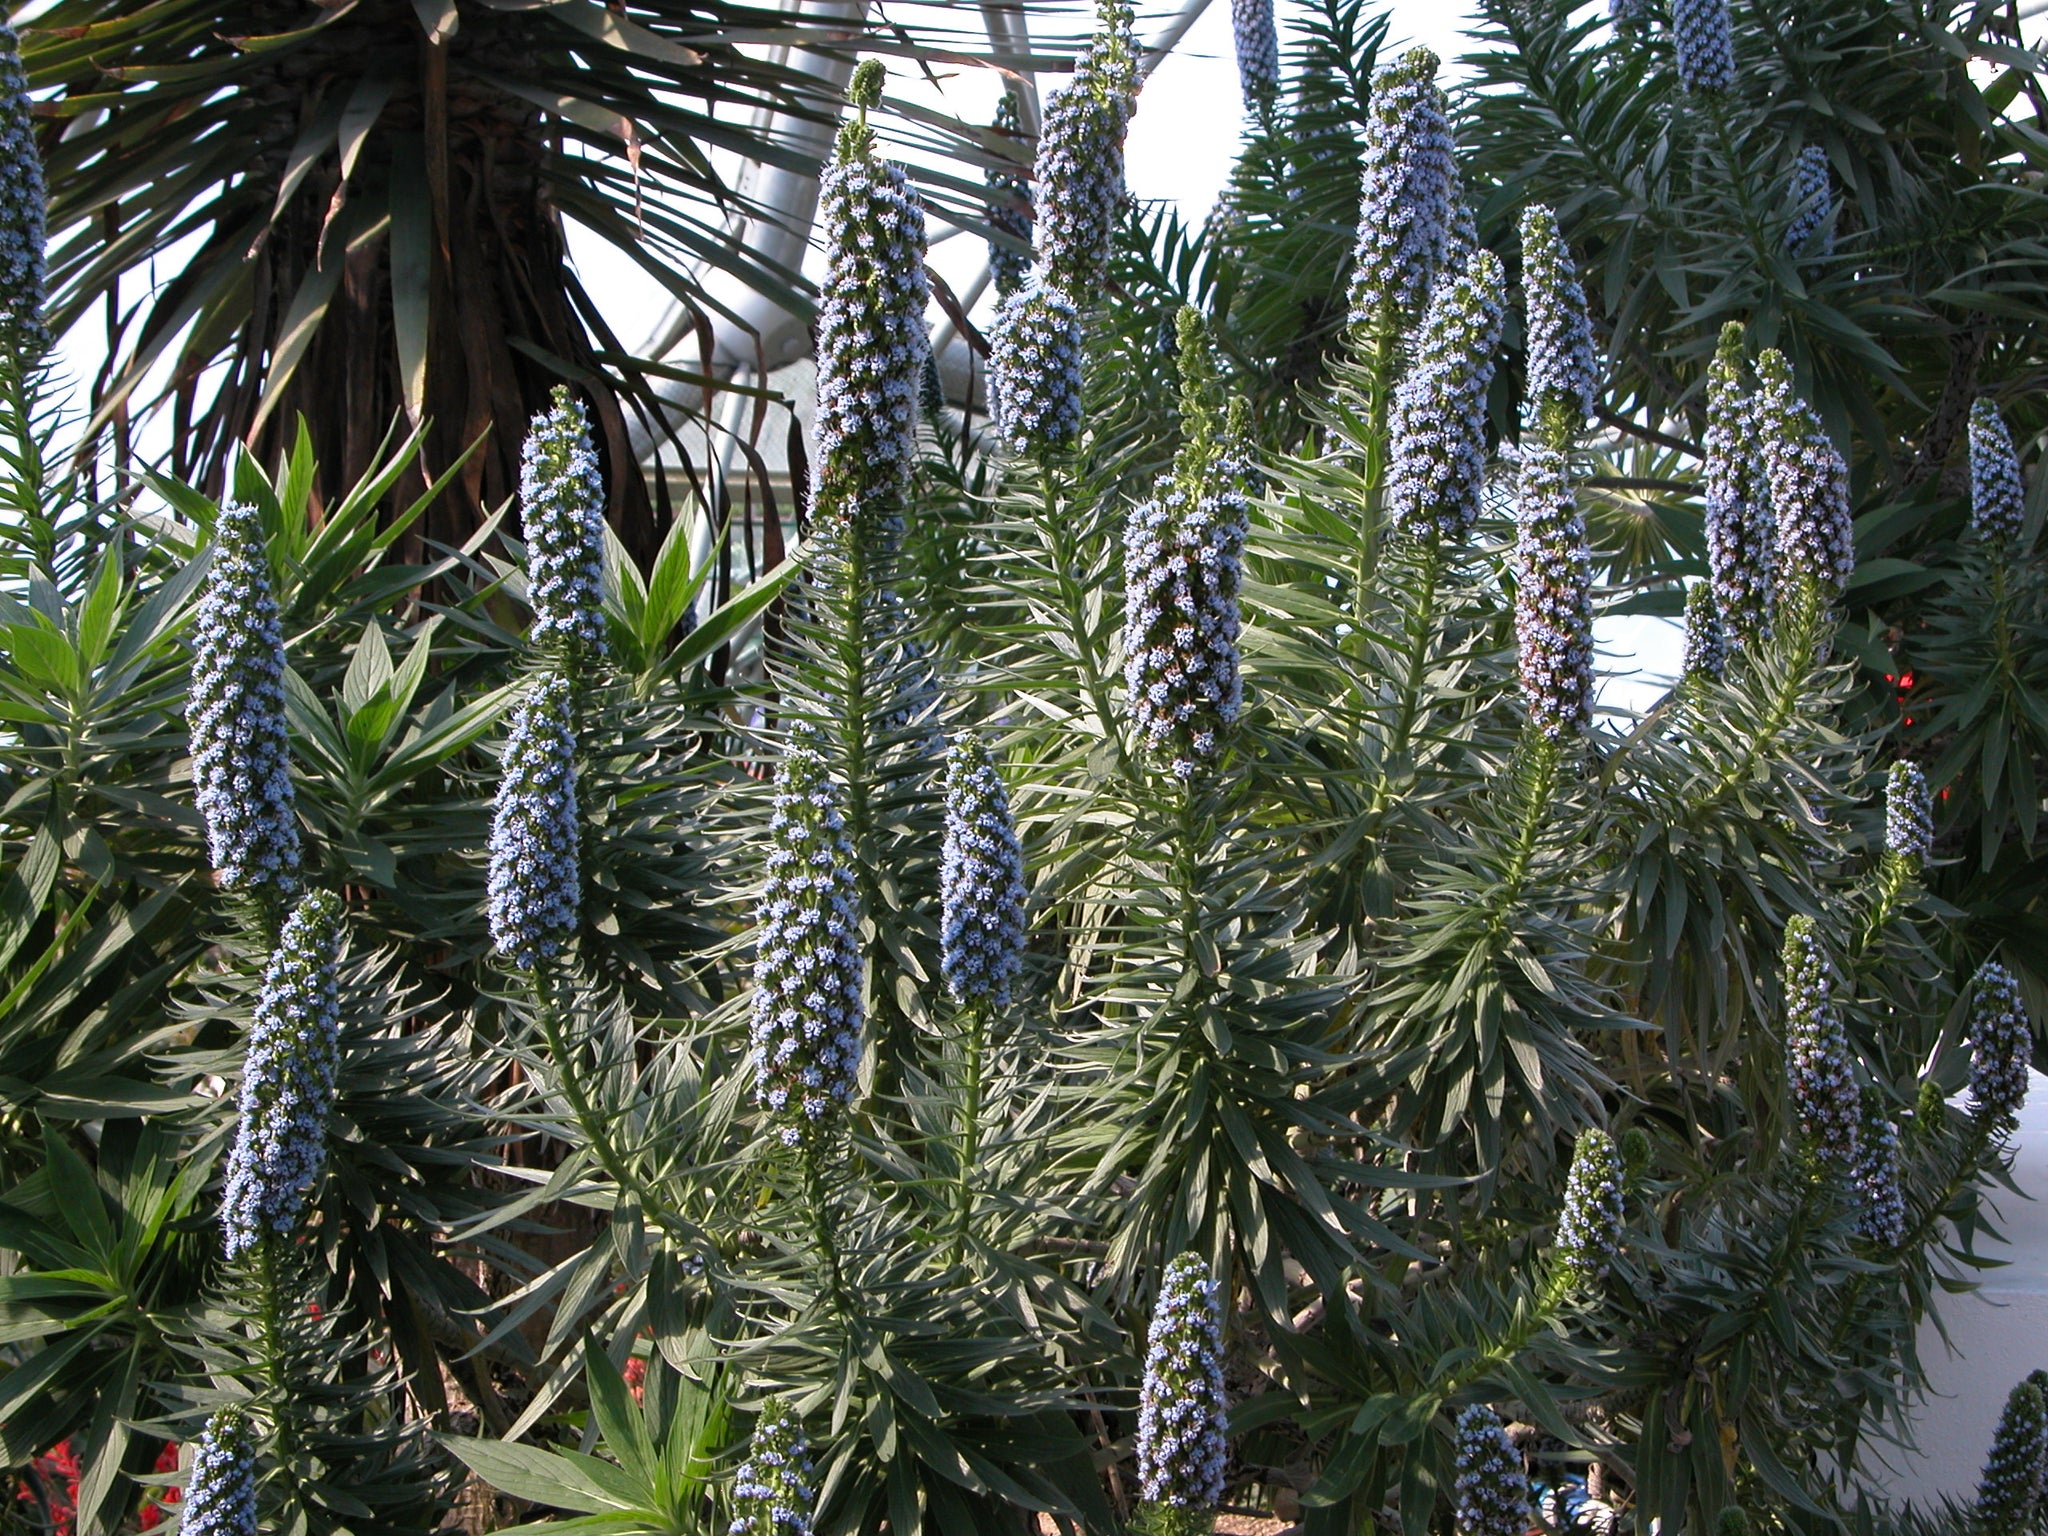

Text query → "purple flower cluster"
[1034,3,1137,295]
[1703,324,1773,646]
[1755,350,1854,600]
[1555,1127,1625,1286]
[0,21,46,359]
[1136,1253,1229,1511]
[486,674,581,970]
[1852,1089,1905,1248]
[1967,961,2032,1131]
[1672,0,1736,93]
[191,500,302,897]
[750,730,864,1143]
[1387,250,1507,541]
[183,1407,258,1536]
[1883,761,1932,867]
[941,736,1028,1008]
[1231,0,1280,112]
[222,890,346,1257]
[1123,478,1249,778]
[731,1405,815,1536]
[1453,1405,1532,1536]
[1682,583,1728,681]
[814,78,930,551]
[1513,444,1593,740]
[1782,915,1860,1167]
[519,387,609,656]
[1785,146,1835,256]
[1968,398,2026,550]
[1346,48,1460,340]
[1519,205,1598,433]
[1977,1378,2048,1529]
[986,91,1033,300]
[988,280,1083,455]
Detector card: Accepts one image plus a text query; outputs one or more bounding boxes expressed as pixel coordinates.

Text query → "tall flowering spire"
[1785,147,1835,256]
[191,500,302,899]
[1136,1253,1229,1514]
[1123,311,1250,779]
[1967,961,2032,1131]
[222,890,346,1257]
[731,1405,815,1536]
[487,674,581,971]
[1387,250,1507,541]
[1682,583,1728,681]
[1782,915,1859,1167]
[1703,324,1774,646]
[0,21,46,361]
[1452,1406,1532,1536]
[1555,1127,1625,1287]
[1977,1379,2048,1530]
[1968,398,2025,551]
[985,91,1033,300]
[1883,761,1932,867]
[183,1407,258,1536]
[1852,1088,1905,1248]
[1346,48,1459,342]
[1034,0,1138,295]
[1609,0,1651,33]
[813,61,931,553]
[1671,0,1736,93]
[988,281,1084,456]
[1230,0,1280,113]
[1754,350,1854,602]
[941,736,1028,1008]
[1518,206,1598,435]
[750,729,864,1144]
[1512,445,1593,740]
[519,386,609,659]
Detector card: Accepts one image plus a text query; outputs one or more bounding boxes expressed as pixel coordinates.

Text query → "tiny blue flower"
[731,1405,814,1536]
[1754,350,1853,600]
[1555,1127,1625,1286]
[1703,324,1774,647]
[182,1407,258,1536]
[519,386,609,657]
[942,736,1028,1008]
[1968,398,2025,551]
[1453,1405,1532,1536]
[1782,915,1859,1167]
[487,674,581,970]
[1672,0,1735,93]
[1347,48,1459,340]
[1137,1253,1229,1512]
[1387,249,1507,541]
[1513,443,1593,740]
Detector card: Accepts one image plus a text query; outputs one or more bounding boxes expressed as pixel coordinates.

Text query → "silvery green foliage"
[1122,473,1249,780]
[1034,3,1137,294]
[184,1407,258,1536]
[1883,760,1932,866]
[1512,444,1593,740]
[814,103,930,550]
[519,386,608,656]
[731,1405,815,1536]
[988,280,1083,455]
[1703,326,1774,646]
[222,890,345,1256]
[1136,1253,1229,1511]
[750,729,863,1143]
[1682,582,1728,681]
[0,21,46,359]
[1452,1405,1532,1536]
[1230,0,1280,112]
[1977,1379,2048,1529]
[1968,398,2026,550]
[1518,205,1598,430]
[190,499,302,897]
[1555,1128,1625,1285]
[1671,0,1735,93]
[1754,350,1854,599]
[1852,1089,1905,1248]
[1346,48,1459,338]
[486,673,581,970]
[1782,915,1860,1167]
[1966,961,2032,1130]
[941,736,1027,1008]
[986,91,1033,300]
[1784,146,1835,256]
[1387,249,1507,541]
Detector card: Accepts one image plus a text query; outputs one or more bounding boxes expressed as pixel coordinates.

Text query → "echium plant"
[1554,1128,1625,1288]
[749,728,864,1144]
[1386,249,1507,541]
[1671,0,1736,93]
[1346,47,1460,346]
[182,1407,258,1536]
[1230,0,1279,114]
[1851,1088,1905,1249]
[1682,582,1728,681]
[1135,1254,1229,1532]
[1753,349,1854,613]
[222,890,346,1257]
[0,18,45,360]
[1033,0,1137,296]
[1703,323,1773,647]
[1966,961,2032,1132]
[518,385,609,662]
[1968,398,2026,552]
[1122,309,1250,779]
[1883,761,1932,867]
[985,89,1032,300]
[1452,1405,1532,1536]
[940,735,1027,1009]
[190,499,301,909]
[1517,205,1597,437]
[1784,146,1835,255]
[486,673,581,972]
[812,59,930,553]
[988,281,1084,456]
[1781,915,1860,1169]
[1977,1377,2048,1530]
[731,1406,815,1536]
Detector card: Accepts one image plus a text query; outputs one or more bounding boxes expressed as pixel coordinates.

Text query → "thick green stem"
[1696,578,1824,816]
[1489,733,1562,928]
[950,1000,990,1265]
[253,1233,300,1486]
[1368,532,1446,818]
[1039,463,1138,790]
[800,1139,854,1316]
